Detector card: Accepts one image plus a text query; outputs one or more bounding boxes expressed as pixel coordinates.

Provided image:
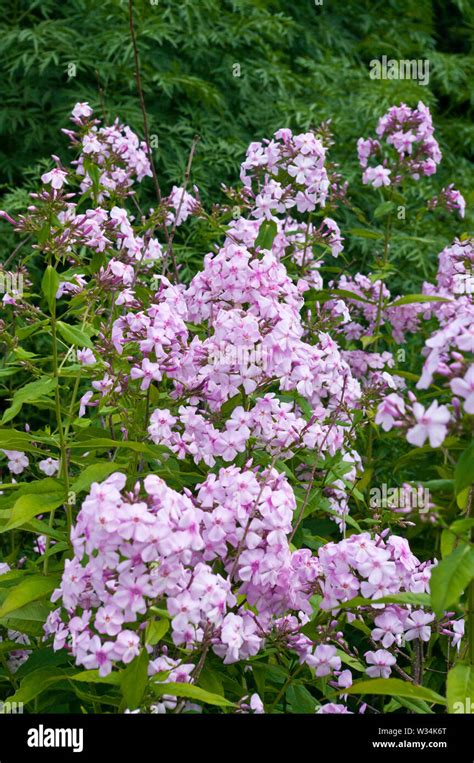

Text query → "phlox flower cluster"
[148,394,345,469]
[429,184,466,219]
[327,273,424,345]
[67,103,153,195]
[46,471,437,698]
[240,128,329,216]
[376,238,473,447]
[358,101,442,187]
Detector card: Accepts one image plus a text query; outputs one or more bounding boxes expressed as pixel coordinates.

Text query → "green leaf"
[255,219,278,250]
[56,321,94,349]
[5,668,74,705]
[69,670,121,686]
[0,600,51,626]
[2,377,57,424]
[0,428,44,454]
[70,462,121,495]
[340,592,431,608]
[348,227,383,240]
[441,519,474,558]
[335,649,365,672]
[430,543,474,617]
[326,288,375,305]
[68,438,165,454]
[150,681,235,707]
[41,266,59,313]
[286,684,317,713]
[454,441,474,498]
[447,663,474,714]
[0,575,59,618]
[344,678,446,705]
[389,294,451,307]
[120,650,149,710]
[145,618,169,646]
[374,200,395,219]
[1,491,65,532]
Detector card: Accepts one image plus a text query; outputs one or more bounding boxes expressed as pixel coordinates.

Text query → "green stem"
[467,486,474,665]
[366,189,395,484]
[268,665,304,714]
[44,307,71,574]
[468,580,474,666]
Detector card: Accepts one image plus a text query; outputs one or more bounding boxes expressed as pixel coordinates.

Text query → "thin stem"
[44,304,71,574]
[268,665,304,713]
[128,0,162,207]
[413,639,423,685]
[467,486,474,665]
[128,0,178,282]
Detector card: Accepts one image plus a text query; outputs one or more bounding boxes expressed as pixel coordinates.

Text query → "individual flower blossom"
[450,365,474,414]
[71,102,93,120]
[95,607,125,637]
[113,630,140,663]
[451,619,464,651]
[362,165,391,188]
[79,390,96,418]
[371,610,404,648]
[130,358,162,390]
[403,611,434,642]
[365,649,396,678]
[306,644,341,677]
[317,703,352,714]
[337,669,353,689]
[2,450,29,475]
[238,693,265,714]
[77,348,96,366]
[41,168,68,190]
[38,458,60,476]
[406,401,451,448]
[375,393,405,431]
[81,636,115,677]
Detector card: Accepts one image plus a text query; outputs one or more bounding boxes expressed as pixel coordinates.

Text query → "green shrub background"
[0,0,472,278]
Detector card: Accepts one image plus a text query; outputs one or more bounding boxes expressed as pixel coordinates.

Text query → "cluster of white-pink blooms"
[418,238,474,415]
[46,471,439,690]
[327,273,425,345]
[375,237,473,446]
[2,98,468,714]
[240,128,330,216]
[216,214,343,292]
[66,102,152,196]
[165,185,200,226]
[358,101,442,186]
[149,394,345,465]
[44,468,298,673]
[283,532,436,686]
[428,184,466,218]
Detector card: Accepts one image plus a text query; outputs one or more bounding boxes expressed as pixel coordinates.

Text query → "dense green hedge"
[0,0,472,282]
[0,0,472,188]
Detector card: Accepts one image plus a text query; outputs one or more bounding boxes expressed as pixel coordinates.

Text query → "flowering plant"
[0,100,472,715]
